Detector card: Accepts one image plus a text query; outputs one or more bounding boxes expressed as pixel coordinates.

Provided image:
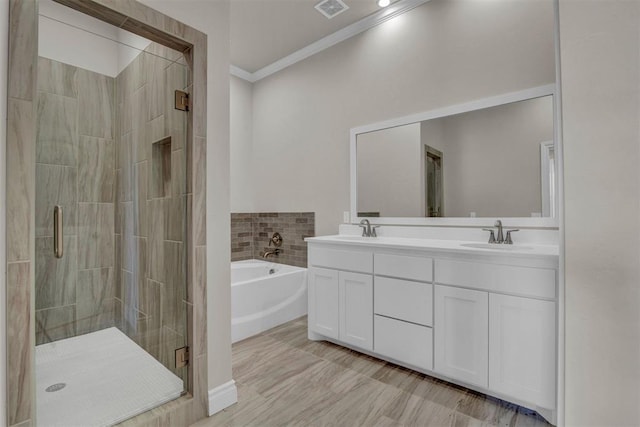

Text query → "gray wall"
[357,123,423,217]
[235,0,555,234]
[560,0,640,425]
[441,96,553,217]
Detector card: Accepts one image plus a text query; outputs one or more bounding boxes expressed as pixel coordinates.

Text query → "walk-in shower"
[33,0,189,424]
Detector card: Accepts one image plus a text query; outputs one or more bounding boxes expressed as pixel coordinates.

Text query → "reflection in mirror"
[356,95,555,219]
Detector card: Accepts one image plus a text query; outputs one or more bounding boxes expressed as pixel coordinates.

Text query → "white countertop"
[305,235,559,260]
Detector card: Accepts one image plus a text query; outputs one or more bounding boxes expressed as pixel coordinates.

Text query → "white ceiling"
[230,0,385,73]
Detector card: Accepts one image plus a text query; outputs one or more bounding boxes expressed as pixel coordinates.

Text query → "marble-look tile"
[78,136,115,202]
[193,137,206,246]
[160,325,186,376]
[163,241,184,332]
[35,164,77,237]
[165,62,188,152]
[35,236,77,310]
[192,37,207,139]
[76,267,115,335]
[78,203,114,269]
[114,234,122,299]
[7,98,34,262]
[171,149,186,197]
[116,65,132,118]
[98,203,115,265]
[165,195,185,242]
[119,133,133,202]
[8,0,36,101]
[114,170,122,231]
[148,114,167,145]
[36,91,78,166]
[122,202,134,258]
[122,270,139,334]
[136,279,162,358]
[132,84,148,136]
[35,305,76,345]
[7,262,31,426]
[147,54,167,121]
[77,68,115,139]
[149,199,165,282]
[132,126,149,164]
[37,57,77,98]
[134,161,149,237]
[193,246,206,356]
[123,233,147,280]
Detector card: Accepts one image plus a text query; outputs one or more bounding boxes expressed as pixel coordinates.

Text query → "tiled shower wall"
[35,57,118,345]
[116,42,189,379]
[231,213,315,268]
[33,42,189,378]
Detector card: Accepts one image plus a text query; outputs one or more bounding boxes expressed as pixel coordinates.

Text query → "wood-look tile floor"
[192,317,552,427]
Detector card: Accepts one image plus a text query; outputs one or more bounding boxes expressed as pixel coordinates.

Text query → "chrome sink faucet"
[483,220,519,244]
[495,220,504,243]
[359,219,380,237]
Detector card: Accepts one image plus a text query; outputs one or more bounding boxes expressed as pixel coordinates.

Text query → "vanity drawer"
[374,253,432,282]
[308,245,373,273]
[374,315,433,371]
[374,277,432,326]
[434,259,556,299]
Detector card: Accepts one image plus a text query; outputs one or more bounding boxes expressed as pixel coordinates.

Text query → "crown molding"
[230,0,430,83]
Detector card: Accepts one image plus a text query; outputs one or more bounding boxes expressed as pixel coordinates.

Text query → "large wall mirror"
[350,85,558,227]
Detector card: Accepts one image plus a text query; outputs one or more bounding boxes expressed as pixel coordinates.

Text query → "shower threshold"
[36,327,183,427]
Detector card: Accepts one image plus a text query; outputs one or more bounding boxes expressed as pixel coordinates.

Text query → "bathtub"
[231,259,307,343]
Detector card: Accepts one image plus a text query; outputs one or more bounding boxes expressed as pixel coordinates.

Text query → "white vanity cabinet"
[434,285,489,387]
[306,237,559,425]
[373,253,434,371]
[489,293,556,409]
[308,267,340,339]
[307,246,374,350]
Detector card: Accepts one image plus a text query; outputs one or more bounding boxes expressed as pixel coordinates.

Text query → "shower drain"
[45,383,66,392]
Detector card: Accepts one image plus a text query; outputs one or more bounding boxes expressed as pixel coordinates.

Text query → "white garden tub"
[231,259,307,343]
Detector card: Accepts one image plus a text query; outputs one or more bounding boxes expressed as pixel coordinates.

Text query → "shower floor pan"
[36,327,183,427]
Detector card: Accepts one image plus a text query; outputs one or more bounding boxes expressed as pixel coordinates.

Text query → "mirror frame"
[350,84,559,228]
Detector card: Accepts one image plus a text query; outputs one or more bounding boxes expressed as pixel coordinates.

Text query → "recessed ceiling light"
[378,0,390,7]
[315,0,349,19]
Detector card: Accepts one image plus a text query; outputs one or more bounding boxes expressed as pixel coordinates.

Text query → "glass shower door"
[34,2,189,425]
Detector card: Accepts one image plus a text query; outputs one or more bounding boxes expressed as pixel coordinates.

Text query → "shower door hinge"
[174,90,190,111]
[175,346,190,368]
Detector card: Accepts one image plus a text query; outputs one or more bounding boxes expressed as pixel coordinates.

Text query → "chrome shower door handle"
[53,205,63,258]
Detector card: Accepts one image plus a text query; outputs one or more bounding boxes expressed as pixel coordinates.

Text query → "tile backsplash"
[231,212,315,268]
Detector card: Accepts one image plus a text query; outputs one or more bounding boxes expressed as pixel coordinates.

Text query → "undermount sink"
[461,243,533,251]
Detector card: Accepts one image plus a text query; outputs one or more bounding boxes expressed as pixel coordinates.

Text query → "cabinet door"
[434,285,488,388]
[308,267,339,339]
[339,271,373,350]
[489,294,556,409]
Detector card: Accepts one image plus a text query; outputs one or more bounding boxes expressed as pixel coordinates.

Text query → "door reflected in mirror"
[356,95,555,219]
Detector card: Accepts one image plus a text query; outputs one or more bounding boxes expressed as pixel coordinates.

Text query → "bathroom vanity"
[305,234,559,424]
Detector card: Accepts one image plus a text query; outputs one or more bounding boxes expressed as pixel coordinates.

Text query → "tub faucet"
[262,248,281,258]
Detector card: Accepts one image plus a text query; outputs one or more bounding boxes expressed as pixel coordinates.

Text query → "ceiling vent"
[315,0,349,19]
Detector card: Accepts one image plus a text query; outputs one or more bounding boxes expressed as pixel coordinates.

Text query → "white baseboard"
[208,379,238,416]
